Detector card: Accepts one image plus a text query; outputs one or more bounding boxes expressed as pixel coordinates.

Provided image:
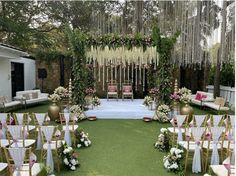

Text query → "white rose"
[71,159,77,165]
[88,140,91,145]
[84,141,88,147]
[81,138,84,142]
[63,149,69,154]
[77,144,82,148]
[68,147,73,151]
[160,128,167,133]
[64,158,69,165]
[71,166,76,170]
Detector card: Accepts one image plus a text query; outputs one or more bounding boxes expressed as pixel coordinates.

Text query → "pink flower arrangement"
[85,88,96,95]
[149,88,159,95]
[170,93,180,102]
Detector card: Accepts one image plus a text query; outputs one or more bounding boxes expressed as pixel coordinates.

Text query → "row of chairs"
[168,114,235,174]
[0,112,79,175]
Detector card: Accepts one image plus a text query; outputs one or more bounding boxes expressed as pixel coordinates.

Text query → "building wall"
[0,58,11,98]
[0,57,36,99]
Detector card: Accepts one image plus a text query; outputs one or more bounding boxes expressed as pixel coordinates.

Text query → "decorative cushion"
[32,92,38,99]
[195,93,202,101]
[214,97,225,106]
[23,94,30,100]
[123,86,132,93]
[201,94,207,99]
[108,86,117,92]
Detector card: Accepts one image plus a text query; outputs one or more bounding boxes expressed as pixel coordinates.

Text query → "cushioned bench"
[14,89,48,107]
[0,96,22,112]
[204,97,230,112]
[191,91,214,107]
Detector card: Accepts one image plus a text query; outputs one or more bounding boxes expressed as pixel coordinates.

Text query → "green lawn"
[6,102,234,176]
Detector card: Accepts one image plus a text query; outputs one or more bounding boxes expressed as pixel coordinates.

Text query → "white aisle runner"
[85,99,155,119]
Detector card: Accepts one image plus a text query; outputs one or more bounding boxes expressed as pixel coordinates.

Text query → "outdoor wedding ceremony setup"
[0,1,235,176]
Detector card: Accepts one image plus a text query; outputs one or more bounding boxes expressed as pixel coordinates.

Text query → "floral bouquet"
[163,147,184,173]
[170,93,180,102]
[153,104,171,122]
[143,96,153,107]
[76,129,91,148]
[59,143,79,171]
[85,88,96,96]
[70,105,87,121]
[48,93,61,102]
[154,128,170,152]
[149,88,159,96]
[177,87,192,103]
[91,96,101,107]
[54,86,69,98]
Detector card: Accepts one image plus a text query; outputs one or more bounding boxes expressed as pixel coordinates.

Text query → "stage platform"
[85,99,155,119]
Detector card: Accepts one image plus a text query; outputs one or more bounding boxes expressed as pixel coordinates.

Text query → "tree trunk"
[122,0,128,34]
[135,1,143,33]
[214,1,227,97]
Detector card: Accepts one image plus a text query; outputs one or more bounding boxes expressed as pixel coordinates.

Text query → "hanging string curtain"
[86,45,159,67]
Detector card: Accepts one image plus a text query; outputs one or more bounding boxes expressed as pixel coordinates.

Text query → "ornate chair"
[4,147,41,176]
[107,81,118,101]
[122,81,133,101]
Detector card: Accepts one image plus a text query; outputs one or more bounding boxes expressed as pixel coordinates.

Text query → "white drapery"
[7,125,23,147]
[192,127,205,173]
[9,147,26,176]
[15,113,24,125]
[0,113,7,139]
[212,115,222,126]
[64,113,72,146]
[194,115,206,127]
[41,126,55,173]
[210,127,224,165]
[35,113,46,150]
[176,115,186,142]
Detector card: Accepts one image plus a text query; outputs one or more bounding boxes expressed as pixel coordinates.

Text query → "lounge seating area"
[14,89,48,107]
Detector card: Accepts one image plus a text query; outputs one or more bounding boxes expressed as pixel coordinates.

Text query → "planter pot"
[180,103,193,122]
[48,101,60,121]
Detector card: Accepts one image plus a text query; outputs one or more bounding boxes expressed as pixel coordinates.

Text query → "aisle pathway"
[85,99,155,119]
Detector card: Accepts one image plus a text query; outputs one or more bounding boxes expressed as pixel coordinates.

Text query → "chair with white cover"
[6,125,35,148]
[40,126,62,172]
[0,162,7,175]
[191,115,207,128]
[168,115,187,146]
[13,113,35,132]
[33,113,47,150]
[221,126,235,161]
[182,127,205,174]
[4,147,42,176]
[59,113,78,147]
[203,126,225,172]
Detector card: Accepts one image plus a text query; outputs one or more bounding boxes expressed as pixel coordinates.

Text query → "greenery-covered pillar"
[67,28,88,106]
[152,27,179,105]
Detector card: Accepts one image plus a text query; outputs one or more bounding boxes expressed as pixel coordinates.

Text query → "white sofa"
[14,89,48,106]
[191,91,214,106]
[0,96,22,112]
[204,97,230,111]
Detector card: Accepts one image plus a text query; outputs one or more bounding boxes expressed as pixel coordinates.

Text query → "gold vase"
[48,101,60,121]
[180,103,193,122]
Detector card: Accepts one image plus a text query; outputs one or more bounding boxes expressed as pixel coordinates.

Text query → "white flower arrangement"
[153,104,170,123]
[154,128,170,152]
[60,144,79,171]
[70,105,87,121]
[91,96,101,107]
[177,87,192,103]
[76,129,91,148]
[163,147,184,173]
[143,96,153,107]
[48,93,61,102]
[54,86,69,98]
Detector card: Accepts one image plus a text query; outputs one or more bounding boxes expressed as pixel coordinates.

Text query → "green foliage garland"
[67,27,89,106]
[152,27,179,105]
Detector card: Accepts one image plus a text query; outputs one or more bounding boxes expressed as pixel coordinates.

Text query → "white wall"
[0,57,36,99]
[0,58,11,98]
[11,57,36,91]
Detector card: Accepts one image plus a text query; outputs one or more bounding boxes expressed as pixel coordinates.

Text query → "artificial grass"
[8,102,234,176]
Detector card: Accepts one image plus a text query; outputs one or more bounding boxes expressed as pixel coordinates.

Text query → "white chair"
[4,147,42,176]
[34,113,47,150]
[6,125,35,148]
[13,113,35,132]
[40,126,63,172]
